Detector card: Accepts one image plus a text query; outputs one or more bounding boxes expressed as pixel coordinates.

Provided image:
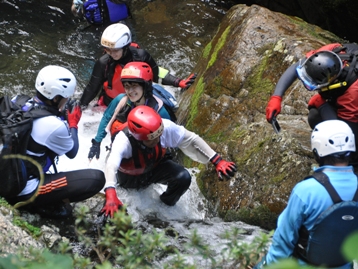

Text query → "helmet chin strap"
[133,91,145,105]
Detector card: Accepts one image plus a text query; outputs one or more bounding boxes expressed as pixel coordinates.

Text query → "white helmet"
[311,120,355,157]
[101,23,132,49]
[35,65,76,99]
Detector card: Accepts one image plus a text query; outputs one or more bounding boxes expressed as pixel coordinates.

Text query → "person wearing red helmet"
[101,106,237,217]
[87,62,173,161]
[79,23,196,108]
[265,43,358,147]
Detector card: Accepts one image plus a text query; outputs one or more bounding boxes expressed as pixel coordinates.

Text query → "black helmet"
[296,50,342,91]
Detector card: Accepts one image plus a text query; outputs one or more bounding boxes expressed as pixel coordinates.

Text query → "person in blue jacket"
[71,0,130,26]
[255,119,357,269]
[88,61,172,160]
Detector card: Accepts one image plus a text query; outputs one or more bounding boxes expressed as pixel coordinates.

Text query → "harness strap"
[308,172,343,204]
[294,171,358,264]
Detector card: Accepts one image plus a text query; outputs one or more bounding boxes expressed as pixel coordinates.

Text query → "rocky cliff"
[177,4,344,230]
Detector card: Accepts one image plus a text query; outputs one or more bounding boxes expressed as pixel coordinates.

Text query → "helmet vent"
[345,136,349,142]
[329,139,334,145]
[133,122,142,128]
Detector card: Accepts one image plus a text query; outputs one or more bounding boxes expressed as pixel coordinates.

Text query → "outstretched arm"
[272,61,299,96]
[178,129,237,180]
[80,57,107,107]
[266,61,300,123]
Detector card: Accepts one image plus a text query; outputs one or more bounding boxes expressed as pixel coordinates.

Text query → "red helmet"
[121,62,153,84]
[127,106,164,141]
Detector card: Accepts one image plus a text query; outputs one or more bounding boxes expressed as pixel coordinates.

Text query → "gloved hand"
[177,73,197,90]
[210,153,237,180]
[100,187,123,218]
[88,139,101,160]
[67,101,82,129]
[64,98,77,115]
[308,94,326,109]
[266,96,282,123]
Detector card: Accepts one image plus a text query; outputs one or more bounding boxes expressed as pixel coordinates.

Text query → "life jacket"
[83,0,129,25]
[109,95,160,138]
[293,171,358,267]
[103,43,142,103]
[103,63,124,100]
[118,128,166,175]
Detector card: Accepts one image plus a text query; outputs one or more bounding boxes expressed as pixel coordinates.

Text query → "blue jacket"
[265,165,357,268]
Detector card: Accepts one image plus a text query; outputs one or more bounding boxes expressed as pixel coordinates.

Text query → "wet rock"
[0,206,44,255]
[178,4,343,230]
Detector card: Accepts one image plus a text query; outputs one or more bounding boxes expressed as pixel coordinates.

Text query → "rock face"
[177,4,343,230]
[232,0,358,43]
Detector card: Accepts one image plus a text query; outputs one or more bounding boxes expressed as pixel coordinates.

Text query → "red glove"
[67,102,82,129]
[210,154,237,180]
[178,73,197,90]
[308,94,326,109]
[101,187,123,218]
[266,96,282,123]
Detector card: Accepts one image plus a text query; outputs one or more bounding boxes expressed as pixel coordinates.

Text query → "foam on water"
[56,97,209,223]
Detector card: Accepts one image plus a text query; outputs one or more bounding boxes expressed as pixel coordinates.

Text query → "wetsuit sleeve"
[138,49,159,82]
[65,128,79,158]
[79,56,108,106]
[272,62,300,97]
[94,94,123,143]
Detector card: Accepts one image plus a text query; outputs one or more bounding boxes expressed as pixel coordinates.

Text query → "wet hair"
[317,152,351,166]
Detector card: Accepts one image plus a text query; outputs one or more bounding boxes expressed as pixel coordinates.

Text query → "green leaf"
[342,231,358,261]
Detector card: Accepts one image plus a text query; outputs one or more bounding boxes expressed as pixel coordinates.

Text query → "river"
[0,0,265,267]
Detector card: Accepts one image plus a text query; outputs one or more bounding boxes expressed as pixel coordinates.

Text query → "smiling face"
[123,82,144,103]
[104,47,124,61]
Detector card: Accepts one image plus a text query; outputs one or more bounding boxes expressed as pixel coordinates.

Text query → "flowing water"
[0,0,265,266]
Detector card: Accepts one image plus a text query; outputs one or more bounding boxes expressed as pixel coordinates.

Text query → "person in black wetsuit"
[79,23,196,108]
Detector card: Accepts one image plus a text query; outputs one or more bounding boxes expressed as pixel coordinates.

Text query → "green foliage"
[342,231,358,261]
[12,216,42,238]
[207,26,231,69]
[1,204,358,269]
[0,249,73,269]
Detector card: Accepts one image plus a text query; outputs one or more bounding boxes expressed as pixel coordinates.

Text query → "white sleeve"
[32,116,73,156]
[161,119,216,164]
[160,119,186,147]
[104,131,133,189]
[178,129,216,164]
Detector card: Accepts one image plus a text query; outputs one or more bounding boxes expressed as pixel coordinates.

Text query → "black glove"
[88,139,101,160]
[62,98,78,120]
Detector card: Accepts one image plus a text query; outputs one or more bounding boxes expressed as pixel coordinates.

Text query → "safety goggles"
[296,58,342,91]
[296,63,325,91]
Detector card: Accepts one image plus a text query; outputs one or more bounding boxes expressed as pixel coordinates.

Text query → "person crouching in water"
[100,106,237,217]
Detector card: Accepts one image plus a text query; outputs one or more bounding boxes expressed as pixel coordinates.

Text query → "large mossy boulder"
[177,4,344,230]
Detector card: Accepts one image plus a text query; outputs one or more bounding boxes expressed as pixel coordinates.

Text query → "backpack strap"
[307,172,343,204]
